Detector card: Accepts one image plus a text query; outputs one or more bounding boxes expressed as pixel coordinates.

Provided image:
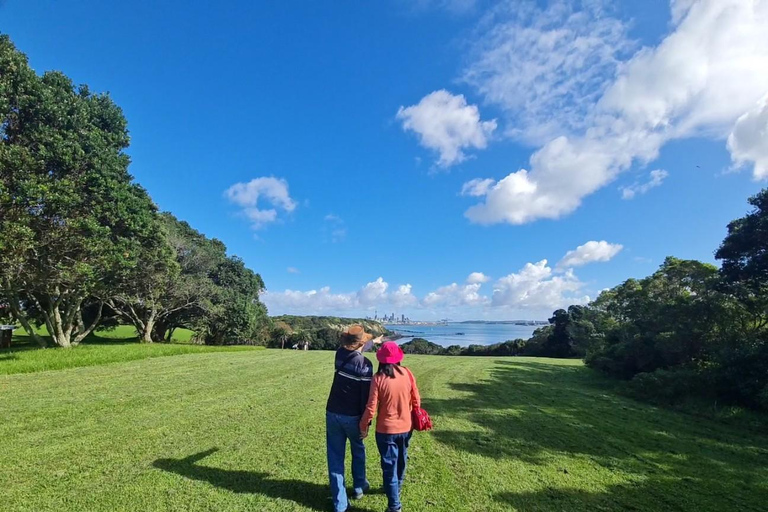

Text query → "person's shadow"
[153,448,331,511]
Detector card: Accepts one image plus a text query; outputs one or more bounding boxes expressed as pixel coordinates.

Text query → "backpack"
[405,368,433,432]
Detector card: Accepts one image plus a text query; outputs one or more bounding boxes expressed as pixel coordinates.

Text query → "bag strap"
[404,367,417,408]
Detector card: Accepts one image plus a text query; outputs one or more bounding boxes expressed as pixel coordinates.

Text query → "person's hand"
[360,428,369,440]
[372,335,384,345]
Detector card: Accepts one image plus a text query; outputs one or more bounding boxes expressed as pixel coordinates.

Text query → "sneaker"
[351,484,370,500]
[386,508,402,512]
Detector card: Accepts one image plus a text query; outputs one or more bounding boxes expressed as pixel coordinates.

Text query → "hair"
[377,362,403,379]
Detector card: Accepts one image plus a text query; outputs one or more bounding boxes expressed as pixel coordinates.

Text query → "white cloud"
[287,267,300,274]
[467,272,490,284]
[324,214,347,242]
[264,260,591,317]
[411,0,478,14]
[461,178,496,197]
[357,277,389,305]
[464,0,632,144]
[463,0,768,225]
[423,282,489,307]
[620,169,669,199]
[263,287,356,313]
[225,177,296,229]
[557,240,623,269]
[397,90,497,167]
[728,94,768,179]
[391,284,419,307]
[492,260,588,309]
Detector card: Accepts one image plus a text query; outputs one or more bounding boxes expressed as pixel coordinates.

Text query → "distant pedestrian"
[325,325,382,512]
[360,342,421,512]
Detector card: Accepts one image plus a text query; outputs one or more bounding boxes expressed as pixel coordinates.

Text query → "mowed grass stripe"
[2,350,767,511]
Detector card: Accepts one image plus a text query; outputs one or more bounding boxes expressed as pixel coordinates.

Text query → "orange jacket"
[360,367,421,434]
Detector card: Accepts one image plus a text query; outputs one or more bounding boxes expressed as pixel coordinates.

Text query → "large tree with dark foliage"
[0,35,162,347]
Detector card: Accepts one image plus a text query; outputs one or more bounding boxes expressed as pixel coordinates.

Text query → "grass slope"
[1,351,767,511]
[1,326,256,375]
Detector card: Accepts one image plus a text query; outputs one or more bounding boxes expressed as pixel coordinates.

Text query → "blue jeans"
[375,431,412,511]
[326,412,368,512]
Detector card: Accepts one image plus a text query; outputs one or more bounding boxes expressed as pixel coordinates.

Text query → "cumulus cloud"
[728,95,768,179]
[620,169,669,199]
[397,90,497,167]
[391,284,419,307]
[557,240,623,269]
[467,272,490,284]
[225,177,296,229]
[423,282,489,307]
[492,260,588,309]
[462,0,768,224]
[287,267,300,274]
[263,287,356,313]
[357,277,389,305]
[265,262,590,316]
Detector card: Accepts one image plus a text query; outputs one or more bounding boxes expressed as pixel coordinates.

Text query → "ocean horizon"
[385,322,539,348]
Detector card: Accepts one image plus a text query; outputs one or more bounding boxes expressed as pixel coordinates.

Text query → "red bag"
[406,368,433,432]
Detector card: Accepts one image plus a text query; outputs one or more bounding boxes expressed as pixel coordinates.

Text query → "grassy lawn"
[1,326,258,375]
[1,350,767,511]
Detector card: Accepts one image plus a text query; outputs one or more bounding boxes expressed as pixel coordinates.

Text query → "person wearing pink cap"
[360,341,421,512]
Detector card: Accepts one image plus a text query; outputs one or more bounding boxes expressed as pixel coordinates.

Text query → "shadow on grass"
[424,359,768,511]
[154,448,332,511]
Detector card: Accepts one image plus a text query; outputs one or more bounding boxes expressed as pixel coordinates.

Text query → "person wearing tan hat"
[325,324,382,512]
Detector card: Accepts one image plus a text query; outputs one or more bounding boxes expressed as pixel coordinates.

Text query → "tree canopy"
[0,34,269,348]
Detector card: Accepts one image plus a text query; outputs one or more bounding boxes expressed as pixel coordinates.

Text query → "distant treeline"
[400,337,529,357]
[267,316,389,351]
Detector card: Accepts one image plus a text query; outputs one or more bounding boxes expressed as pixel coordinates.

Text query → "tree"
[271,320,293,349]
[0,35,161,347]
[107,219,178,343]
[716,188,768,335]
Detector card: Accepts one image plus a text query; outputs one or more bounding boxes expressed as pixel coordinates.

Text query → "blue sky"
[3,0,767,320]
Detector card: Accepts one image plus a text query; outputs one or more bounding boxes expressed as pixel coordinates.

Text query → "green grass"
[1,325,258,375]
[1,350,767,511]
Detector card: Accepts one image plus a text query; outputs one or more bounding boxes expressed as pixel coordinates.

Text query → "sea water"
[385,322,539,348]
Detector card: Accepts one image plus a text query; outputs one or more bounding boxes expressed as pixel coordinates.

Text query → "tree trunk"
[73,301,103,345]
[140,307,157,343]
[8,301,47,348]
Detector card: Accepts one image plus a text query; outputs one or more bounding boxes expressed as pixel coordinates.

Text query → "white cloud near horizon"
[492,260,588,309]
[557,240,623,269]
[397,90,497,168]
[620,169,669,200]
[263,265,588,318]
[460,0,768,225]
[225,177,296,229]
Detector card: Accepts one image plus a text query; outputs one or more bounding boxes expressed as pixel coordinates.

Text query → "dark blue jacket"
[326,348,373,417]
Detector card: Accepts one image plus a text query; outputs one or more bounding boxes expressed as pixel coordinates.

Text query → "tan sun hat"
[342,324,373,348]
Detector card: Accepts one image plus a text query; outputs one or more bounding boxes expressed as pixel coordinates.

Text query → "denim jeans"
[375,431,412,511]
[326,412,368,512]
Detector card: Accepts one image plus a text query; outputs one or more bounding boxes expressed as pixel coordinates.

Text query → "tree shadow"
[424,359,768,511]
[154,448,337,511]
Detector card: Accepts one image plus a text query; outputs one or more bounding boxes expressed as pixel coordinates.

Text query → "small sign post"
[0,325,14,349]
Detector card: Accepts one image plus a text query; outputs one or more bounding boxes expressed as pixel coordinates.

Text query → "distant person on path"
[360,342,421,512]
[325,325,381,512]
